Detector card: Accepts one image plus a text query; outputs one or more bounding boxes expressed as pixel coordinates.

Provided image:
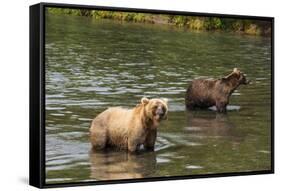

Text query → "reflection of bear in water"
[89,150,156,180]
[185,111,244,142]
[90,97,168,152]
[185,68,249,112]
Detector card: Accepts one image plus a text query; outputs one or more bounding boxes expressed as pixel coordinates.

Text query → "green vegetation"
[47,8,271,36]
[168,16,271,35]
[46,8,94,16]
[92,10,155,23]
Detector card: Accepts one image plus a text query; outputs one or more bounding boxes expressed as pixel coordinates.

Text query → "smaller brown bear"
[90,97,168,152]
[185,68,249,113]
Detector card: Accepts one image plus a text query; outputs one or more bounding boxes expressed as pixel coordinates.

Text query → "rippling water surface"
[45,14,272,184]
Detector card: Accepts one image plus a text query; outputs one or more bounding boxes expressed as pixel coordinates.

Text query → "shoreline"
[47,8,271,36]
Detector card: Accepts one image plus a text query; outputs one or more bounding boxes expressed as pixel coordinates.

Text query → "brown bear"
[90,97,168,152]
[185,68,249,113]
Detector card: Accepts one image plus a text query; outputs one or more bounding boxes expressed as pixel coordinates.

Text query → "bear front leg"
[128,125,144,153]
[144,129,157,151]
[216,101,227,113]
[128,138,138,153]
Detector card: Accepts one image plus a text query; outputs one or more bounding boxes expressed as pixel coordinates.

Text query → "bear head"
[140,97,168,126]
[222,68,250,85]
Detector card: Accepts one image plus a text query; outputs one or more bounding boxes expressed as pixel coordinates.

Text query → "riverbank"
[47,8,271,36]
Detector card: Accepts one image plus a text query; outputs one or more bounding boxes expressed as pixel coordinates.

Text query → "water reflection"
[185,111,244,142]
[89,150,156,180]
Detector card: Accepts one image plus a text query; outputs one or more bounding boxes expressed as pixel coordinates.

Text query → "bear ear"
[233,68,240,73]
[141,97,149,105]
[162,98,168,105]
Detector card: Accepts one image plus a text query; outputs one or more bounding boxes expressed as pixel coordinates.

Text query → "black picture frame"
[29,2,274,188]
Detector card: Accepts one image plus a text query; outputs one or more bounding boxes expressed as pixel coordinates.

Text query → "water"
[45,14,272,184]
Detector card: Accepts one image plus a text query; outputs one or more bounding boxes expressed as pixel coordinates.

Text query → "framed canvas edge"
[29,3,43,188]
[29,2,275,189]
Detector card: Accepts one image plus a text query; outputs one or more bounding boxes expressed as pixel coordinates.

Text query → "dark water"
[45,14,272,184]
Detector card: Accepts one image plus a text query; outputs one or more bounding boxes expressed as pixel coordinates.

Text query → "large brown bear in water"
[90,97,168,152]
[185,68,249,112]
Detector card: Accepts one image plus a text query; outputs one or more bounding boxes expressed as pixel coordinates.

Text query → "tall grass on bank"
[47,8,271,36]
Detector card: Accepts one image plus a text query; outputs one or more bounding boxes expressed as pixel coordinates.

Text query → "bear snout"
[156,106,167,120]
[244,79,251,85]
[156,108,164,116]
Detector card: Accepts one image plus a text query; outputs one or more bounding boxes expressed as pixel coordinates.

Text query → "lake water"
[45,13,272,184]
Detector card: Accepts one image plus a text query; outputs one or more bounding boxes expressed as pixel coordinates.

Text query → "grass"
[46,8,271,36]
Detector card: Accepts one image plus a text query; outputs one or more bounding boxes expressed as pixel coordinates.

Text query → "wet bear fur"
[185,68,249,112]
[90,97,168,152]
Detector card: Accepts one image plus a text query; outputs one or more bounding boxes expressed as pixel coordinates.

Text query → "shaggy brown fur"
[90,97,168,152]
[185,68,249,112]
